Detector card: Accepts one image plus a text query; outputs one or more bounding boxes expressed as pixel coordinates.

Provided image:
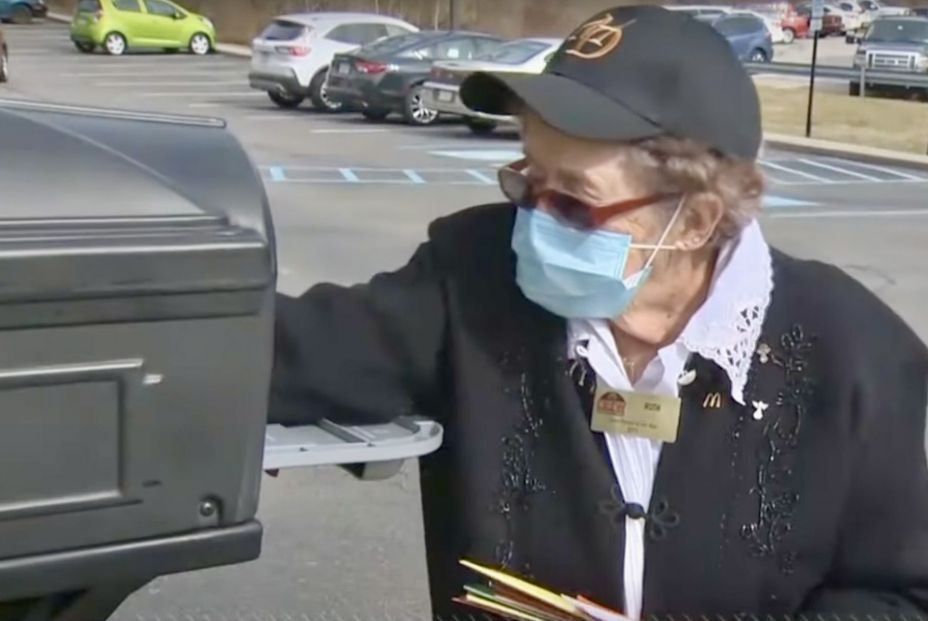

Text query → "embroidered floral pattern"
[741,325,816,574]
[493,352,548,571]
[598,484,681,542]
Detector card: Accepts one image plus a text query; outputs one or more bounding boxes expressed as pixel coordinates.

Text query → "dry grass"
[756,80,928,155]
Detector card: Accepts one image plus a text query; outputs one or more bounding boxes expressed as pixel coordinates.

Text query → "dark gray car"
[326,30,504,125]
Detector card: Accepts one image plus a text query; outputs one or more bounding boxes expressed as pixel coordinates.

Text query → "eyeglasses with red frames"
[497,158,679,230]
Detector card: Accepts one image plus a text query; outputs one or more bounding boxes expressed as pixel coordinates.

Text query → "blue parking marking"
[339,168,360,183]
[260,166,818,210]
[403,169,426,184]
[263,166,494,186]
[422,148,928,186]
[763,196,817,209]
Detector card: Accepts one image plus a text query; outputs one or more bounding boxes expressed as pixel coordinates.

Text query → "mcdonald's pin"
[703,392,722,409]
[677,369,697,387]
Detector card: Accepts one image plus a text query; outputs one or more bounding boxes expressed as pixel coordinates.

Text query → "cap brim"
[460,72,663,143]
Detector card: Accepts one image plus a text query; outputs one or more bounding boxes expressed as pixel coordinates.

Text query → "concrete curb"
[763,132,928,170]
[46,11,252,58]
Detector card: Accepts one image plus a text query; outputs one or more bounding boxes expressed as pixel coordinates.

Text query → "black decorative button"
[625,502,647,520]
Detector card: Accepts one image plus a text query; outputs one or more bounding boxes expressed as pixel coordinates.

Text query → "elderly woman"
[270,5,928,619]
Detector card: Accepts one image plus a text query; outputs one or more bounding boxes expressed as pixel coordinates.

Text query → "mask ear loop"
[639,195,687,273]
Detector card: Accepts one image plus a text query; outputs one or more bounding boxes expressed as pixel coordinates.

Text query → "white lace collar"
[677,219,773,405]
[567,220,774,406]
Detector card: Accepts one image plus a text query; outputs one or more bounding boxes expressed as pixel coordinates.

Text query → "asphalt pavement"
[3,21,928,621]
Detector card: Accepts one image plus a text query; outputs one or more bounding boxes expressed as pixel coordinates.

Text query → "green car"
[70,0,216,56]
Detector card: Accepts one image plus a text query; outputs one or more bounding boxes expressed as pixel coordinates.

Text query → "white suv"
[249,12,419,112]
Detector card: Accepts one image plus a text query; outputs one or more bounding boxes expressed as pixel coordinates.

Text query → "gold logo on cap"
[565,14,635,60]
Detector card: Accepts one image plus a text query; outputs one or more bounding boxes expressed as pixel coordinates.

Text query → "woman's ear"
[675,194,724,250]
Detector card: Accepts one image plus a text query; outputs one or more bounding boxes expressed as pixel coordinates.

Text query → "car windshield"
[474,40,550,64]
[866,19,928,42]
[77,0,101,11]
[260,20,308,41]
[357,32,433,57]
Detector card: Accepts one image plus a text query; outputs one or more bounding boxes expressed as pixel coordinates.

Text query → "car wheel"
[268,90,304,109]
[74,41,95,53]
[309,70,342,113]
[403,85,439,126]
[749,48,768,63]
[10,4,32,25]
[362,108,390,121]
[189,33,211,55]
[849,81,861,96]
[0,49,9,83]
[466,118,497,135]
[104,32,127,56]
[782,28,796,44]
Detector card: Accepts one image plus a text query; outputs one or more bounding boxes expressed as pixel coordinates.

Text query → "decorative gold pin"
[757,343,772,364]
[703,392,722,409]
[751,400,769,421]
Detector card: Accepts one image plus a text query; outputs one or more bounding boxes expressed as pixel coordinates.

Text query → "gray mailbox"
[0,99,275,618]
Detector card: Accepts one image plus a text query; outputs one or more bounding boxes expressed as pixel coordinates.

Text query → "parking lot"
[4,19,928,620]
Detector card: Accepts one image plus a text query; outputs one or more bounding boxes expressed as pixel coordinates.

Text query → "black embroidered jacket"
[270,204,928,619]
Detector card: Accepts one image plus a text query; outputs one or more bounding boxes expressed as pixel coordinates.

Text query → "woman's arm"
[269,241,447,427]
[802,349,928,614]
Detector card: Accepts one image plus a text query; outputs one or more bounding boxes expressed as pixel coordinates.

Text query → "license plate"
[336,63,351,75]
[436,90,455,103]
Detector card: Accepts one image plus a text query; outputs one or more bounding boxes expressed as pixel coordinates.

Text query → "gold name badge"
[590,379,682,443]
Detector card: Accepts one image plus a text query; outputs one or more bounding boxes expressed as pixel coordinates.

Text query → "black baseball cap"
[460,5,762,160]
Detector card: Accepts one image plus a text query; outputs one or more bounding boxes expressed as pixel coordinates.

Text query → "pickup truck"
[860,0,912,17]
[848,0,911,41]
[850,15,928,98]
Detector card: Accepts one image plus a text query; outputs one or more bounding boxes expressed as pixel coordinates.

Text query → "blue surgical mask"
[511,199,684,319]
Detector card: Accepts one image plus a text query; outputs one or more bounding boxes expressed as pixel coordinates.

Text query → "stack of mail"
[455,559,629,621]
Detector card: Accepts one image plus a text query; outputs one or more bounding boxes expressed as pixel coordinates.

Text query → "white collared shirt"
[566,220,774,620]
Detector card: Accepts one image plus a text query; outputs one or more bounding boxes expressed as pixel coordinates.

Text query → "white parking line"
[140,91,260,98]
[94,80,246,87]
[466,169,495,184]
[760,160,832,183]
[767,208,928,219]
[10,47,64,52]
[819,157,928,182]
[10,51,67,56]
[71,69,244,77]
[240,114,306,121]
[52,61,245,69]
[796,158,882,181]
[310,128,391,134]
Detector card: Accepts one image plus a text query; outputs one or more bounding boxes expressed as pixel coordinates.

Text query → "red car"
[742,2,810,42]
[796,3,846,36]
[780,4,811,41]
